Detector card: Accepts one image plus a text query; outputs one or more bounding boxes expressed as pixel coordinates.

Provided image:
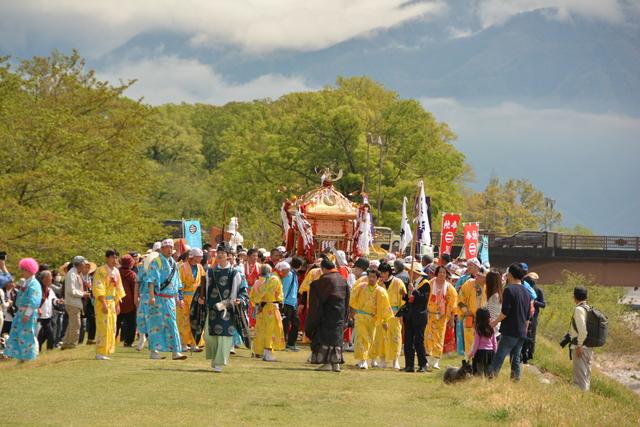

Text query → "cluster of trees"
[1,51,568,267]
[463,177,562,234]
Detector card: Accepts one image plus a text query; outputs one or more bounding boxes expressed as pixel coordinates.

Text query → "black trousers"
[85,300,96,341]
[281,304,300,347]
[403,319,427,369]
[38,318,55,350]
[521,318,538,363]
[1,320,11,335]
[117,311,137,346]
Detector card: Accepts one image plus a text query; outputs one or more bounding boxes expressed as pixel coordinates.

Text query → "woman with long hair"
[485,270,504,335]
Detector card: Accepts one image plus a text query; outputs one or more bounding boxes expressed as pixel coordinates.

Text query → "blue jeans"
[490,334,524,380]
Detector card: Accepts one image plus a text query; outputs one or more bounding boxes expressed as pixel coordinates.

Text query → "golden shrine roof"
[289,183,358,220]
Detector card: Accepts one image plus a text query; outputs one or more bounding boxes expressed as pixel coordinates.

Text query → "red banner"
[439,213,460,255]
[463,222,480,259]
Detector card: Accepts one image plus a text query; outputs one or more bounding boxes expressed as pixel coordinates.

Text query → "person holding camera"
[567,286,593,391]
[2,278,17,336]
[0,252,12,289]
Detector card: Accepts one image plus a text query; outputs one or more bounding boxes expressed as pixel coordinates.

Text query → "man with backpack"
[569,287,599,391]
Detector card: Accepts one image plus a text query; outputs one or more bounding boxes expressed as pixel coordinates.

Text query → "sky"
[1,0,639,234]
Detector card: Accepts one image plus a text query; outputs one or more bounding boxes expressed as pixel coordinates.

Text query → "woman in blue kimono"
[5,258,43,362]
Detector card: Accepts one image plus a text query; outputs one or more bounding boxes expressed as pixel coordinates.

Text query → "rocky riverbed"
[595,288,640,395]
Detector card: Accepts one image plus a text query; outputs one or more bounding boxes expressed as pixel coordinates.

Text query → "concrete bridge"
[440,231,640,287]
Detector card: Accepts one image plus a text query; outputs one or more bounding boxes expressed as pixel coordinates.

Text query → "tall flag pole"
[415,180,431,252]
[399,196,413,255]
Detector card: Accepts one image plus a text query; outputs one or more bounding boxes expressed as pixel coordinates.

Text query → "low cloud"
[422,97,640,234]
[98,56,314,105]
[0,0,446,56]
[475,0,627,28]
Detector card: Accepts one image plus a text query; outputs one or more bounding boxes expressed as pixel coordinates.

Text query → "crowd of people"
[0,241,594,389]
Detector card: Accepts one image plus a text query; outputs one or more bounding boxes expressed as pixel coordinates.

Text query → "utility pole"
[544,197,556,231]
[375,135,383,224]
[365,133,371,193]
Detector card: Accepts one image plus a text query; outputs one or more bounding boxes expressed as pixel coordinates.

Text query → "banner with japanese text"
[463,222,480,259]
[439,213,460,255]
[183,219,203,249]
[479,234,489,265]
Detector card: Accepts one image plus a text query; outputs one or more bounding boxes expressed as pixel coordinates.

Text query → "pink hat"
[18,258,39,275]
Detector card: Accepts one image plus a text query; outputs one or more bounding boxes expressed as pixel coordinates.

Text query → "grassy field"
[535,274,640,410]
[537,275,640,355]
[2,274,639,426]
[2,343,639,427]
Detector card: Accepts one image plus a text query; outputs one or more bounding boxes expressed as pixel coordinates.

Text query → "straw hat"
[527,272,540,281]
[57,262,70,276]
[405,262,428,277]
[87,262,97,275]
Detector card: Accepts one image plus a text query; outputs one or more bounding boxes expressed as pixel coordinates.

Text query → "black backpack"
[573,305,608,348]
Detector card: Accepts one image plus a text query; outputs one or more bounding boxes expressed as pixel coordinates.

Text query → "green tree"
[554,224,594,235]
[195,77,465,246]
[0,51,164,265]
[463,176,562,234]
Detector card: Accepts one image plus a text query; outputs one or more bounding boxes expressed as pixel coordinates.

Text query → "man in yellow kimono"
[93,249,126,360]
[458,263,487,358]
[350,269,393,370]
[252,264,285,361]
[425,265,458,369]
[371,262,407,369]
[177,248,206,352]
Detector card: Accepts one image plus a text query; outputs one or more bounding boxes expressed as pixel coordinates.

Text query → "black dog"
[443,359,473,384]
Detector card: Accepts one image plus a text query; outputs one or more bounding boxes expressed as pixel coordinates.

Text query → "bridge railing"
[429,231,640,252]
[558,234,640,251]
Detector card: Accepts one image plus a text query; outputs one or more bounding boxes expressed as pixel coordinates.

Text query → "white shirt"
[39,288,56,319]
[1,288,12,321]
[64,267,85,308]
[486,293,502,335]
[570,302,589,347]
[0,288,4,320]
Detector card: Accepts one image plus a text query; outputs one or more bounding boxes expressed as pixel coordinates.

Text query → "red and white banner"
[439,213,460,255]
[463,222,480,259]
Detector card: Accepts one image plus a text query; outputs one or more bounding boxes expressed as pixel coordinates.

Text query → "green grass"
[2,272,639,427]
[1,341,639,426]
[537,272,640,355]
[534,273,640,411]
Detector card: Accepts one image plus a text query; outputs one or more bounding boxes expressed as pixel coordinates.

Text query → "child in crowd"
[469,307,497,377]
